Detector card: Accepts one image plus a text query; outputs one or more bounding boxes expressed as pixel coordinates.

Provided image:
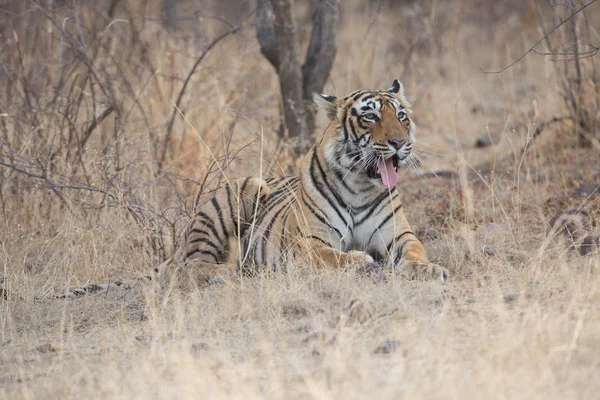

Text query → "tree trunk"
[269,0,306,149]
[302,0,339,141]
[256,0,339,153]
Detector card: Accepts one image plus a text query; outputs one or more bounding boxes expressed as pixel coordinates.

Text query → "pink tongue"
[377,158,398,189]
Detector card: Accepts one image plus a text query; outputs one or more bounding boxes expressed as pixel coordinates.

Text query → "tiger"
[56,79,448,299]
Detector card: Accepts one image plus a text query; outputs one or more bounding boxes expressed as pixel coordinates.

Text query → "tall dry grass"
[0,0,599,398]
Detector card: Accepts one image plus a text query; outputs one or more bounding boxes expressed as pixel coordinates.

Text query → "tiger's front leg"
[385,208,449,281]
[293,232,386,280]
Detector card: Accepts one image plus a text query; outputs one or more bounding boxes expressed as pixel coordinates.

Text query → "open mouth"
[366,154,402,188]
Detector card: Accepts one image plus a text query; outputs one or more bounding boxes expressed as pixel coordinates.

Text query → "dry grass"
[1,0,600,398]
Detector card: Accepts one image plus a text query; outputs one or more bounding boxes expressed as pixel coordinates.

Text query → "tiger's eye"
[364,113,378,121]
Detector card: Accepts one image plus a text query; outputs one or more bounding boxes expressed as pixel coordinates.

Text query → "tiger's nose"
[388,138,407,150]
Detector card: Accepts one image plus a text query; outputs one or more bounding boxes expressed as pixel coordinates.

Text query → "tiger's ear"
[387,79,404,96]
[313,93,339,121]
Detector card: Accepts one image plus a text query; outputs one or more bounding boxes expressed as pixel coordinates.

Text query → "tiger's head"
[314,79,416,189]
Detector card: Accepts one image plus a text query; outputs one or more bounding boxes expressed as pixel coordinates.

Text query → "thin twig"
[520,116,573,156]
[81,105,115,148]
[481,0,598,74]
[158,13,255,173]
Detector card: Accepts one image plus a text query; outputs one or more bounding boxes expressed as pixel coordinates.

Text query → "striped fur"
[237,80,447,280]
[59,80,448,298]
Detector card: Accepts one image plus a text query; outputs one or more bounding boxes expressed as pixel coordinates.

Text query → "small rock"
[481,223,506,233]
[282,303,310,318]
[134,335,152,343]
[475,133,501,148]
[503,293,520,303]
[302,332,327,345]
[191,342,210,353]
[475,135,493,148]
[483,245,496,256]
[471,105,483,115]
[374,340,401,354]
[534,174,546,184]
[35,343,57,354]
[574,184,600,197]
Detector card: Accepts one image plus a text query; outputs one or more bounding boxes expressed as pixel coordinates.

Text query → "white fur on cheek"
[408,121,416,143]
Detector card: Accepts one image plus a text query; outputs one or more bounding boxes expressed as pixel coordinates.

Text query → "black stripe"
[345,112,359,140]
[242,191,294,264]
[265,178,298,201]
[367,203,404,245]
[189,228,211,238]
[361,94,375,102]
[188,237,221,250]
[349,119,361,141]
[240,177,250,194]
[376,203,404,231]
[386,230,415,253]
[355,192,398,225]
[355,190,393,212]
[309,151,349,227]
[301,192,343,238]
[212,191,234,238]
[225,184,236,229]
[304,235,332,248]
[340,109,349,141]
[195,211,223,244]
[333,168,356,195]
[267,176,291,186]
[265,184,295,206]
[254,191,293,227]
[279,207,293,252]
[314,151,348,209]
[357,119,369,130]
[357,132,370,142]
[261,204,288,263]
[395,239,417,265]
[185,248,219,262]
[238,177,251,220]
[352,90,367,101]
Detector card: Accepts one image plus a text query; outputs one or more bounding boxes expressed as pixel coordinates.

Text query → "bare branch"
[481,0,598,74]
[270,0,305,144]
[81,105,115,149]
[302,0,339,142]
[256,0,279,70]
[158,13,255,173]
[302,0,339,100]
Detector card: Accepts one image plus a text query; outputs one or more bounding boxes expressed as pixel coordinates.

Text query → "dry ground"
[1,1,600,398]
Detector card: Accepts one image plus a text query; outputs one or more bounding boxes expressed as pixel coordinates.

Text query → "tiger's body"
[60,80,448,298]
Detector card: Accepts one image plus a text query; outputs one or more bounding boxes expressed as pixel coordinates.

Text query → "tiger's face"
[314,80,416,189]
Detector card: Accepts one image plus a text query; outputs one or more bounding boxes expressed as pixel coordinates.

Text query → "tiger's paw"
[347,251,386,282]
[359,261,387,282]
[400,260,449,282]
